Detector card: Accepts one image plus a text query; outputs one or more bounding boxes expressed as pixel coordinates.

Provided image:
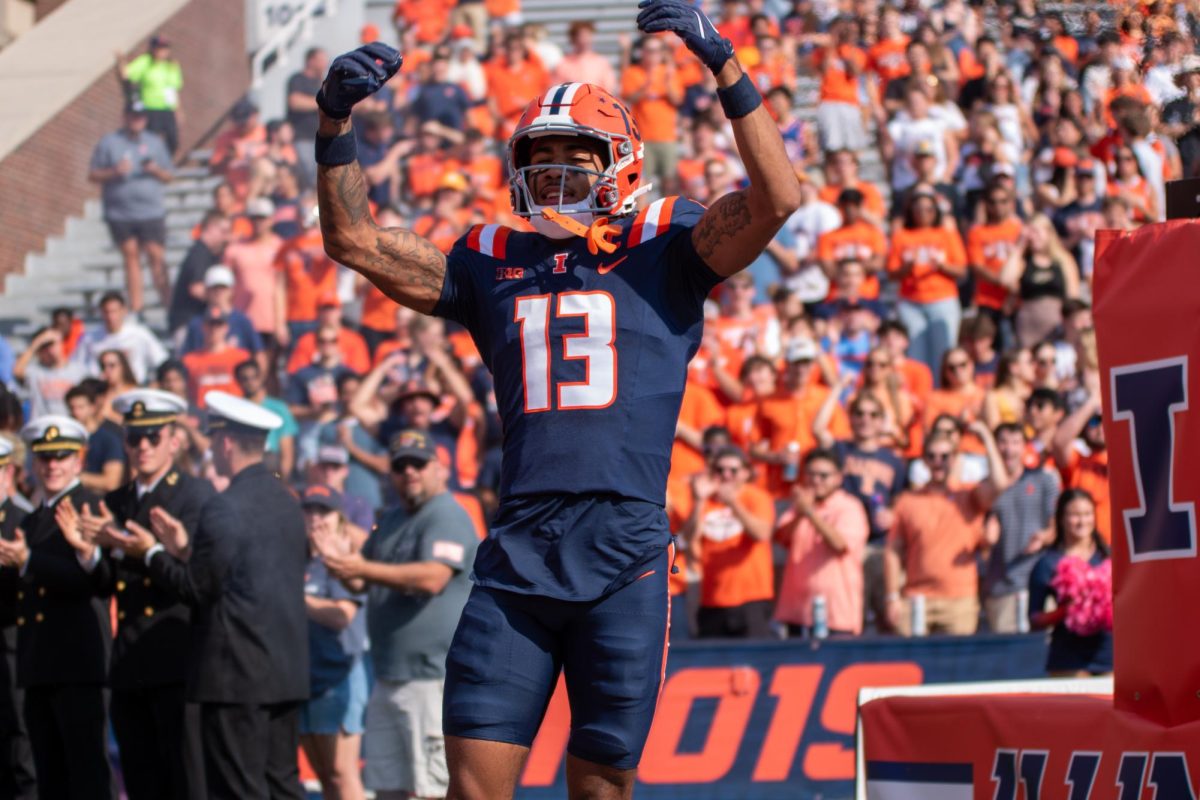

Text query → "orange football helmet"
[508,82,647,236]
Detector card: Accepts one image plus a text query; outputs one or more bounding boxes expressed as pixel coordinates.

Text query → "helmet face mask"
[508,83,647,236]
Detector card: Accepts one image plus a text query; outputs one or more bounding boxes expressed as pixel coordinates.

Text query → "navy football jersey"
[433,197,722,507]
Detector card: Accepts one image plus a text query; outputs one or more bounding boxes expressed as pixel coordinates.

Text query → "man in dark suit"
[109,391,309,800]
[0,438,35,800]
[0,416,113,799]
[83,389,214,799]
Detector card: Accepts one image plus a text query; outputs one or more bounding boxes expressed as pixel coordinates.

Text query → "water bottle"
[910,593,928,637]
[782,442,801,482]
[812,595,829,640]
[1016,589,1030,634]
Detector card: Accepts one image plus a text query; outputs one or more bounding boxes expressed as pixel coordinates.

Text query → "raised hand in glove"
[316,42,404,120]
[636,0,734,76]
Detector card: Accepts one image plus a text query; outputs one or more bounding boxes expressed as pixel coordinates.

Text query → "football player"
[313,2,802,797]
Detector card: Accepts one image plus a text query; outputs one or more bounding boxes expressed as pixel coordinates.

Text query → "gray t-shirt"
[983,467,1060,597]
[89,129,172,222]
[364,492,478,682]
[22,360,88,418]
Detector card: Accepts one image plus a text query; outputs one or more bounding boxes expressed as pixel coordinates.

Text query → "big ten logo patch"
[495,267,525,281]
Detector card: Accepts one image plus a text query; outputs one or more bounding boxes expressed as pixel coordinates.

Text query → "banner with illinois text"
[513,635,1047,800]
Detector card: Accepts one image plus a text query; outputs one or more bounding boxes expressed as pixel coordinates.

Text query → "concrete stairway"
[0,154,219,339]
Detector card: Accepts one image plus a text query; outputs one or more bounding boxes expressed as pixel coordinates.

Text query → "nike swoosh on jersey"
[597,255,629,275]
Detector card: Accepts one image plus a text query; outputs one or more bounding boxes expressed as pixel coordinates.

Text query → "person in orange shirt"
[747,33,796,93]
[181,308,251,409]
[867,6,910,99]
[622,35,686,197]
[671,379,727,484]
[817,189,888,299]
[967,183,1023,332]
[726,355,775,454]
[404,121,464,206]
[715,0,754,48]
[819,149,887,226]
[885,422,1009,635]
[813,16,868,152]
[678,445,776,638]
[392,0,454,45]
[277,221,339,345]
[751,339,850,498]
[209,99,268,199]
[709,270,781,384]
[1051,388,1111,544]
[887,190,968,381]
[485,33,550,142]
[923,347,987,455]
[879,319,934,407]
[553,20,617,92]
[356,207,407,355]
[456,128,505,207]
[412,172,476,255]
[1106,143,1159,223]
[286,297,371,376]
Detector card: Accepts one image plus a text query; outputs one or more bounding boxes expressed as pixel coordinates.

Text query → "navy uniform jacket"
[433,197,723,599]
[0,497,30,630]
[148,463,309,704]
[14,483,111,688]
[102,469,214,690]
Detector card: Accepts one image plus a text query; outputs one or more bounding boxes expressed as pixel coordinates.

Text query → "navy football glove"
[316,43,403,120]
[636,0,734,76]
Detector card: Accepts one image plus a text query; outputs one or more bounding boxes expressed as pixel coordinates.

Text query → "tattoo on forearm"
[319,162,372,234]
[693,190,753,261]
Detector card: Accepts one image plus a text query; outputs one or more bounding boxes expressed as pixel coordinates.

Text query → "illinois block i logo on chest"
[552,253,568,274]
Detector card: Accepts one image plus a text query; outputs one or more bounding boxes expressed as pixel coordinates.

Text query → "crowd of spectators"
[16,0,1180,669]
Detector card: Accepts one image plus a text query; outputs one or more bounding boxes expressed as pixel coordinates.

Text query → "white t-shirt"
[887,115,949,191]
[782,200,841,302]
[73,319,168,384]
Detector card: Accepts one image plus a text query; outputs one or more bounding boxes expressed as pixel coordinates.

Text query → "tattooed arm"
[317,113,446,315]
[692,60,803,278]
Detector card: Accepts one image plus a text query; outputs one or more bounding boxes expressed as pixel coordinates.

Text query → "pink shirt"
[775,489,870,633]
[225,235,282,334]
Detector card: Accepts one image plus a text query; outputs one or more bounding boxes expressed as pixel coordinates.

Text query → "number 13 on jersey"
[515,291,618,412]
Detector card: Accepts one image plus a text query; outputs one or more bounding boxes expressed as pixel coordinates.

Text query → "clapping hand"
[0,529,29,569]
[110,521,157,560]
[317,43,404,120]
[79,501,115,544]
[149,507,190,558]
[55,496,95,559]
[691,472,716,501]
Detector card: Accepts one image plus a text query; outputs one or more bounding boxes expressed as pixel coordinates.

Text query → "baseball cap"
[245,197,275,218]
[389,429,437,464]
[301,484,344,512]
[785,339,819,363]
[204,265,235,288]
[125,99,147,115]
[231,98,258,122]
[360,23,380,44]
[437,172,470,193]
[316,444,350,466]
[149,34,170,49]
[1075,158,1097,176]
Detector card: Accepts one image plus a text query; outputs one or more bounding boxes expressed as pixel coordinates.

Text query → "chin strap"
[540,208,621,255]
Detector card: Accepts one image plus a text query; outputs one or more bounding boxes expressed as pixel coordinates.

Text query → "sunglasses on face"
[126,429,164,447]
[713,464,743,476]
[924,452,952,464]
[806,469,838,480]
[948,360,971,370]
[391,457,431,473]
[853,409,883,419]
[318,337,339,346]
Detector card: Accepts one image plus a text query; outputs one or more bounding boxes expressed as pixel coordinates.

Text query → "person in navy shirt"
[312,1,803,794]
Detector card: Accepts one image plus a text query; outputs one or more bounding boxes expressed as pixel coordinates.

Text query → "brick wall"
[0,0,249,287]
